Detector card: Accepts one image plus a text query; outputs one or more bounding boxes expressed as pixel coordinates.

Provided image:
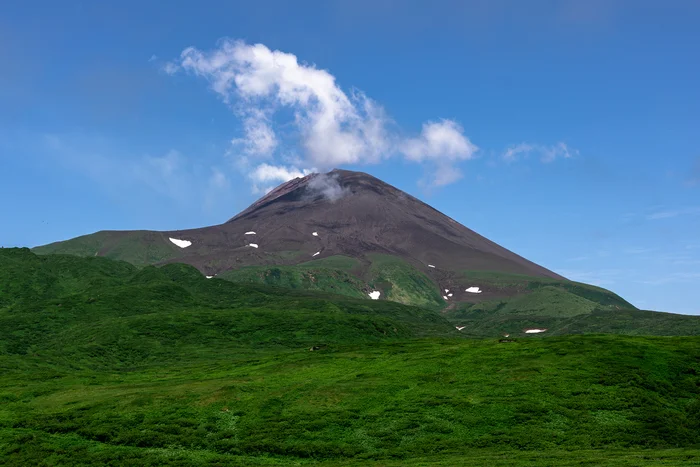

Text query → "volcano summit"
[35,170,557,274]
[36,169,632,312]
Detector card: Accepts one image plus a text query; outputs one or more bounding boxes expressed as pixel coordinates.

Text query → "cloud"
[401,120,477,162]
[166,39,477,190]
[208,167,229,190]
[248,163,311,194]
[646,207,700,220]
[306,172,349,202]
[41,133,231,212]
[503,142,578,163]
[231,111,277,158]
[401,120,478,187]
[148,54,158,63]
[162,62,180,75]
[640,272,700,286]
[567,255,591,262]
[624,247,655,255]
[556,268,625,287]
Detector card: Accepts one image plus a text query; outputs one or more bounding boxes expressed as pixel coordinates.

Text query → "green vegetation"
[217,258,369,299]
[366,254,444,309]
[4,249,700,465]
[299,254,362,271]
[219,254,445,310]
[446,269,650,336]
[32,231,183,267]
[462,269,634,309]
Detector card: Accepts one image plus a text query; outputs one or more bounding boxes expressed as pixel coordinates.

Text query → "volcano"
[35,169,576,306]
[37,169,560,276]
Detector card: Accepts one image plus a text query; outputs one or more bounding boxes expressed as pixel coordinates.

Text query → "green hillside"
[32,233,635,317]
[2,249,700,465]
[32,230,183,267]
[219,254,445,309]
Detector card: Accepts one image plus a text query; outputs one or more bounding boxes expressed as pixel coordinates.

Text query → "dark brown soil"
[154,169,563,280]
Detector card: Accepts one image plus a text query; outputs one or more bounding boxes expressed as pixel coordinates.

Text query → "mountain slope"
[34,170,562,296]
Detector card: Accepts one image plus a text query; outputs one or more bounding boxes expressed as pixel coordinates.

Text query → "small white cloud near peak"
[401,120,478,163]
[248,163,311,194]
[503,142,578,163]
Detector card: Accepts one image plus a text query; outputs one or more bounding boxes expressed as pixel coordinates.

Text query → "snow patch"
[205,275,213,279]
[312,251,320,257]
[312,232,319,236]
[169,238,192,248]
[456,326,466,331]
[248,243,259,248]
[368,291,381,300]
[443,295,449,300]
[444,289,449,293]
[448,293,453,297]
[465,286,482,294]
[524,328,547,334]
[245,231,256,235]
[428,264,435,268]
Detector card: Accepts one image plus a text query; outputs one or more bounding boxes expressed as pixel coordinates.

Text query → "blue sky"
[1,0,699,314]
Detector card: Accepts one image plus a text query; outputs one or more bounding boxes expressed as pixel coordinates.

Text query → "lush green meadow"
[2,248,700,465]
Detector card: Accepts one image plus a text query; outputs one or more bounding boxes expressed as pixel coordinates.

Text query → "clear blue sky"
[1,1,699,314]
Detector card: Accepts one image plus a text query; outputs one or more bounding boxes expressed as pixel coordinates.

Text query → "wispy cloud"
[502,141,578,163]
[646,207,700,220]
[165,39,478,191]
[42,133,229,212]
[567,255,591,262]
[640,272,700,286]
[624,247,656,255]
[557,268,626,287]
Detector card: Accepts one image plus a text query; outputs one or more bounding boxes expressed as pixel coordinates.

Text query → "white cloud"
[503,141,577,163]
[401,120,477,162]
[249,163,310,183]
[426,163,465,187]
[231,112,277,158]
[166,39,478,189]
[248,163,311,194]
[401,120,477,187]
[306,172,349,202]
[162,62,180,75]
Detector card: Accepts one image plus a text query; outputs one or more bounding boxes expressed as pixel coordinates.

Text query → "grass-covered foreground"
[2,248,700,465]
[4,337,700,465]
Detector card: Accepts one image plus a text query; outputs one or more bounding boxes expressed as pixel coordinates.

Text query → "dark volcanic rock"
[158,169,562,280]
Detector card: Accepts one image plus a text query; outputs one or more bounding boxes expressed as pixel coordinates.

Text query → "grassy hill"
[4,249,700,465]
[31,230,184,267]
[219,254,445,309]
[32,232,637,318]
